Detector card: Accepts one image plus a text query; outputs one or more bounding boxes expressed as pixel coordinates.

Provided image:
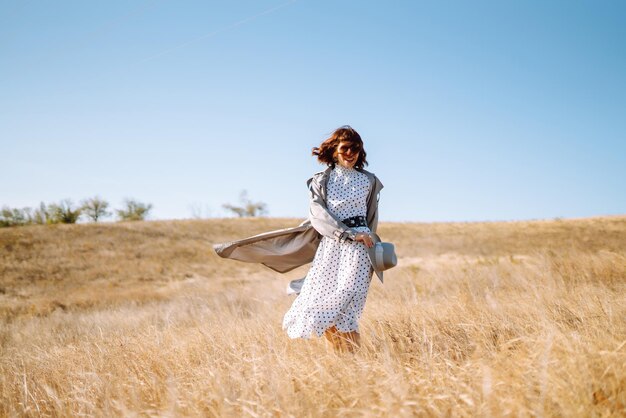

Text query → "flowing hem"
[282,317,360,339]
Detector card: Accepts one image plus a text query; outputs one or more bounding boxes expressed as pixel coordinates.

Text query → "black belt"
[342,215,367,228]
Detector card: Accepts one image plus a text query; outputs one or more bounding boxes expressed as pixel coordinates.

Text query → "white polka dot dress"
[282,164,373,338]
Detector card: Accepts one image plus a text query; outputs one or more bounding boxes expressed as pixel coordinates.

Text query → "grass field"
[1,216,625,416]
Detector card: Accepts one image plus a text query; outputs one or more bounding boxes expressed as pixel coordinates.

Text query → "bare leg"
[348,330,361,349]
[324,326,361,353]
[323,325,343,352]
[341,330,361,353]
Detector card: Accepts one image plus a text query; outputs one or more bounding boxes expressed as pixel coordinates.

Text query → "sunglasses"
[337,143,361,154]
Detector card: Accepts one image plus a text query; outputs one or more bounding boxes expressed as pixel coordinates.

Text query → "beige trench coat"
[213,165,384,292]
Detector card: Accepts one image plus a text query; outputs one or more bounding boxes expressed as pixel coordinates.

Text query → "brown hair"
[312,125,368,169]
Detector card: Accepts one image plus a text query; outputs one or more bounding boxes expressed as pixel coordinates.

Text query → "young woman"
[282,126,382,353]
[213,125,384,353]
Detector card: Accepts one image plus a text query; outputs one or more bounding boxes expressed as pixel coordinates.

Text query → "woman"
[282,125,381,353]
[213,125,384,353]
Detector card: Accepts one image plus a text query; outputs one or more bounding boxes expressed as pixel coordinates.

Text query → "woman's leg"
[345,330,361,349]
[324,325,361,353]
[339,330,360,352]
[323,325,341,351]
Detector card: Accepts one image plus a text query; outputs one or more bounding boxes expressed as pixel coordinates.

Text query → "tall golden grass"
[1,216,625,416]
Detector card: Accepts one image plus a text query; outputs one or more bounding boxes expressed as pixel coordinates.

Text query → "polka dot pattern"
[282,164,373,338]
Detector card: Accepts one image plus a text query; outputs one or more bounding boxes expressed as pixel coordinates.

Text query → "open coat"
[213,165,384,292]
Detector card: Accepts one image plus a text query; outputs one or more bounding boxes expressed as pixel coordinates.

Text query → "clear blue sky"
[1,0,625,222]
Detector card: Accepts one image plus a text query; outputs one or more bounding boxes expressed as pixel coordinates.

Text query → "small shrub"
[0,206,28,227]
[116,199,153,221]
[31,202,57,225]
[49,199,82,224]
[222,190,268,218]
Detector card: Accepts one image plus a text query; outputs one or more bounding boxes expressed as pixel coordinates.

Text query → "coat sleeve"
[367,176,384,234]
[307,176,358,242]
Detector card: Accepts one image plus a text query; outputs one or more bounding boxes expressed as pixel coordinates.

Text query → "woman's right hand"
[355,232,374,248]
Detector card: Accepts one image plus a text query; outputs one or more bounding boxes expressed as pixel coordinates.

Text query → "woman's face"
[336,141,360,168]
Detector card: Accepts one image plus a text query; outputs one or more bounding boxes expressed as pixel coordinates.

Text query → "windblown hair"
[312,125,368,169]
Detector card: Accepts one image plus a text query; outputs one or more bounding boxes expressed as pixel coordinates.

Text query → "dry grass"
[1,216,625,417]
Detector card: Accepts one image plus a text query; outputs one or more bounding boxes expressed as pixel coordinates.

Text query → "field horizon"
[1,215,625,416]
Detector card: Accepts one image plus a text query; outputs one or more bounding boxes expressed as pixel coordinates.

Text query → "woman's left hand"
[355,232,374,248]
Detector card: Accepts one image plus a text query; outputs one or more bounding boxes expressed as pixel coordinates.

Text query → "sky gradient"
[1,0,625,222]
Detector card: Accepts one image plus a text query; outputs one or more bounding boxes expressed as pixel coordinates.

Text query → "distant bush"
[188,202,214,219]
[81,196,111,222]
[31,202,57,225]
[49,199,82,224]
[1,203,59,227]
[0,206,29,227]
[116,199,153,221]
[1,197,154,227]
[222,190,268,218]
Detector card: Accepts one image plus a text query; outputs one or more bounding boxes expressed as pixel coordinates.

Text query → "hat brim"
[367,233,384,283]
[374,269,383,283]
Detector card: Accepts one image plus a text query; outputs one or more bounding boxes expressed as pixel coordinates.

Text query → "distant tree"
[0,203,58,227]
[188,202,213,219]
[116,198,153,221]
[81,196,111,222]
[0,206,28,227]
[222,190,268,218]
[21,207,34,224]
[31,202,56,225]
[49,199,82,224]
